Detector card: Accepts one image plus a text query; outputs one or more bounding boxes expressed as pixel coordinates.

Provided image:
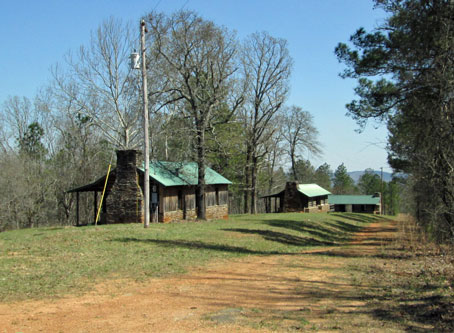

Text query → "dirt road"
[0,220,398,332]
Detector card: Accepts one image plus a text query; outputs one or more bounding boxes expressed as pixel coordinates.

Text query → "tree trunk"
[243,144,251,214]
[268,147,278,194]
[250,155,258,214]
[196,124,206,220]
[290,148,297,181]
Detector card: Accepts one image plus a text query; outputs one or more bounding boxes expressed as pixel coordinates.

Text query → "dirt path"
[0,220,398,332]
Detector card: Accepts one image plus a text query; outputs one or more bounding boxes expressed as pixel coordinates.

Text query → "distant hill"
[348,170,393,183]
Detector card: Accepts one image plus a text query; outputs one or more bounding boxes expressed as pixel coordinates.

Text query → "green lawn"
[0,212,385,301]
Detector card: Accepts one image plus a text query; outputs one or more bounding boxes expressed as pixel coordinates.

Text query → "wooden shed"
[328,194,381,214]
[262,182,331,213]
[68,150,232,224]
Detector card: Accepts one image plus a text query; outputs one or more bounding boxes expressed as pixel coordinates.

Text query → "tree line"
[336,0,454,242]
[0,8,407,231]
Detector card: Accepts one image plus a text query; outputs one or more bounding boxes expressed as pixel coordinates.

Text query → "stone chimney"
[106,150,144,224]
[283,181,303,213]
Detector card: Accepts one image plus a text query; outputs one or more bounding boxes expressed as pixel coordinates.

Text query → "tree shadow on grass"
[303,249,414,260]
[330,220,367,233]
[370,294,454,332]
[36,227,67,232]
[261,219,363,244]
[223,228,334,247]
[113,238,287,255]
[330,213,392,224]
[361,272,454,332]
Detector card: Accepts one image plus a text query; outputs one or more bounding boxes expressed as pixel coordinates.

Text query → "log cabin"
[68,150,232,224]
[262,181,331,213]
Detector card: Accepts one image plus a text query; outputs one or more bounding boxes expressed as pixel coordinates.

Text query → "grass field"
[0,212,382,302]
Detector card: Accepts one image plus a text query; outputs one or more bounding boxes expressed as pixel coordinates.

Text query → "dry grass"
[354,215,454,332]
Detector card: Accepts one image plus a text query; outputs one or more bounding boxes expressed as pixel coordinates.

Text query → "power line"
[180,0,190,11]
[152,0,163,12]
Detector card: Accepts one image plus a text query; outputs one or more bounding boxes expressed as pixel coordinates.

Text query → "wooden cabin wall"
[161,184,229,222]
[163,187,178,212]
[205,185,228,207]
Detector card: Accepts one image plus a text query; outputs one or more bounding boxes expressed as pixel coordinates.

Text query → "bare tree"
[0,96,35,152]
[240,31,292,214]
[0,94,54,229]
[262,121,286,195]
[52,17,141,149]
[282,106,321,181]
[45,85,111,223]
[146,11,244,219]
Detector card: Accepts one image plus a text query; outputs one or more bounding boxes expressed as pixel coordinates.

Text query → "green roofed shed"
[328,195,380,205]
[328,194,381,214]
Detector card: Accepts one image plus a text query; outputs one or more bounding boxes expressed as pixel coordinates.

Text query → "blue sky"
[0,0,391,172]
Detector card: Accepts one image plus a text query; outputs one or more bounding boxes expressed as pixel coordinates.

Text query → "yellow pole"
[95,163,112,225]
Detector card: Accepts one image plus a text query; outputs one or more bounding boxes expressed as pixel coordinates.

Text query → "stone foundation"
[304,204,330,213]
[106,150,144,224]
[206,205,229,220]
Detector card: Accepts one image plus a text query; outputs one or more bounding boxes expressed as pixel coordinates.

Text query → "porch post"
[94,191,98,224]
[76,192,80,226]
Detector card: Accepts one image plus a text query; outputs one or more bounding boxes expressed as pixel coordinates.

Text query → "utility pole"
[380,167,384,215]
[141,19,150,228]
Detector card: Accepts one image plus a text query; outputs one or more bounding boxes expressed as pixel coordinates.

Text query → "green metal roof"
[297,184,331,197]
[138,161,232,187]
[328,195,380,205]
